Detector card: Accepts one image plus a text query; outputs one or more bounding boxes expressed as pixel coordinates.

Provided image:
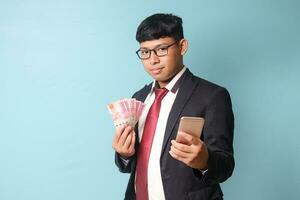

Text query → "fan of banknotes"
[107,99,145,127]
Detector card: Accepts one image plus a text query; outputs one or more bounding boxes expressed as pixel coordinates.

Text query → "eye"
[157,47,167,52]
[140,50,149,55]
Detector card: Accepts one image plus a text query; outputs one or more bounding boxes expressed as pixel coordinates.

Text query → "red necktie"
[136,88,168,200]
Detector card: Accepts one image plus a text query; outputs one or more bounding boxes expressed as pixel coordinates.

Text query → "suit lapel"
[134,84,152,103]
[161,69,199,156]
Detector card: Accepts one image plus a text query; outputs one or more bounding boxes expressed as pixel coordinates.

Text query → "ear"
[179,39,188,55]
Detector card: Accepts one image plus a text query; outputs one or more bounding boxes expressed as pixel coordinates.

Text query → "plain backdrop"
[0,0,299,199]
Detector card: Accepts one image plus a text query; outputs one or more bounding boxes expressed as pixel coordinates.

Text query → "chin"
[152,73,166,80]
[148,70,174,83]
[155,76,173,84]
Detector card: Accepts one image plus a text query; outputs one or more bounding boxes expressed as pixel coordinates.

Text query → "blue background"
[1,0,299,199]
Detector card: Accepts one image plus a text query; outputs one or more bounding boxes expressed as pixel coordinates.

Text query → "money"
[107,98,145,127]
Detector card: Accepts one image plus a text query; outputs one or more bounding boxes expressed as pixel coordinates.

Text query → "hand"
[112,125,136,159]
[169,131,209,170]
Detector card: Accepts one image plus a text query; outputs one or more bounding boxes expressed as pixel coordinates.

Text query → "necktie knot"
[154,88,168,102]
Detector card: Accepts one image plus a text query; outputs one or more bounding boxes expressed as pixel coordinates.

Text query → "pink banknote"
[107,98,145,127]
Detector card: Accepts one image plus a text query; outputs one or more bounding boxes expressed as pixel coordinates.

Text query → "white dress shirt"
[136,67,186,200]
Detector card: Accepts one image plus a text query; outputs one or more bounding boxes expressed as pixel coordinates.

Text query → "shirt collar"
[150,66,187,94]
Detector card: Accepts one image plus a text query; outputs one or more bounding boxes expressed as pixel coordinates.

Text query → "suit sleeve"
[194,87,235,184]
[115,152,136,173]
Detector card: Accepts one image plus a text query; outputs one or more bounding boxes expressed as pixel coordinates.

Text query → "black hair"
[136,13,184,43]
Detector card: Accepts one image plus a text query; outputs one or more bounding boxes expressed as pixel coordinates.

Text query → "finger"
[171,140,193,153]
[169,150,187,163]
[113,126,125,148]
[119,126,133,145]
[127,132,136,154]
[114,125,127,144]
[124,131,133,149]
[170,145,190,159]
[177,131,196,145]
[192,140,206,154]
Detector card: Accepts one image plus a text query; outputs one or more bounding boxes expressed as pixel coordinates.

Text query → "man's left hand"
[169,131,209,170]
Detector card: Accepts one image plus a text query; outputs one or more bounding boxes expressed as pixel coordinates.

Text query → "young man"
[112,13,234,200]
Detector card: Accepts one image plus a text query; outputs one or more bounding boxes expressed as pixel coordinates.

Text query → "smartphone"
[176,117,205,144]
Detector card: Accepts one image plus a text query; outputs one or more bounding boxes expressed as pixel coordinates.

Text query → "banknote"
[107,98,145,127]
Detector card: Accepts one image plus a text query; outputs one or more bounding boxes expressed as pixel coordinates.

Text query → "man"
[112,13,234,200]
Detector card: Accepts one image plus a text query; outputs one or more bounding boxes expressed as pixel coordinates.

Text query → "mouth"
[150,67,164,75]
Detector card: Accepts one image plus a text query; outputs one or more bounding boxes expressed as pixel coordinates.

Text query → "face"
[138,37,188,87]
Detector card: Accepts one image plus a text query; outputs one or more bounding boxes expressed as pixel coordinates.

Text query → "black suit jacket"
[115,69,234,200]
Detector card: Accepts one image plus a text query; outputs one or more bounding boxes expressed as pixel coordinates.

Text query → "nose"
[149,50,160,65]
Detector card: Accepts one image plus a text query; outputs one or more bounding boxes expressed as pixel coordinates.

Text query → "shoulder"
[190,74,232,106]
[188,69,228,92]
[184,68,229,94]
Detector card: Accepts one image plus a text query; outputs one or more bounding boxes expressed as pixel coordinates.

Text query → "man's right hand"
[112,125,136,159]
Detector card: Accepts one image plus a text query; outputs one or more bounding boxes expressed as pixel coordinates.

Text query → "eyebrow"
[140,43,170,50]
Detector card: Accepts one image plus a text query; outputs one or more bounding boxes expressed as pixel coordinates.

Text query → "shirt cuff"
[198,169,208,175]
[119,156,130,166]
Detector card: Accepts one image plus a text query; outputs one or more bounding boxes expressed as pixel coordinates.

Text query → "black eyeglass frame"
[135,41,178,60]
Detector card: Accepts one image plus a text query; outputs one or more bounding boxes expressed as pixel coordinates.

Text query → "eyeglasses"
[136,41,177,60]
